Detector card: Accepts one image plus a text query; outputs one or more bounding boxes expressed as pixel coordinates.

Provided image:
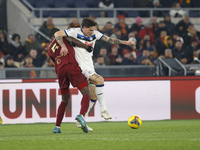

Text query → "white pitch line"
[0,138,199,141]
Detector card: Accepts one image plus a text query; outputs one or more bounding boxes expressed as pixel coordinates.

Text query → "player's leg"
[85,85,97,118]
[89,74,112,120]
[75,84,94,132]
[78,85,90,117]
[70,66,91,132]
[75,85,91,133]
[76,78,95,132]
[53,89,70,133]
[71,68,91,117]
[53,68,70,133]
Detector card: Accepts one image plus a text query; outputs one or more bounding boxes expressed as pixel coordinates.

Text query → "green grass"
[0,120,200,150]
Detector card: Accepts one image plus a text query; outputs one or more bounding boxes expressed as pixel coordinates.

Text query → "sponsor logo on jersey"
[85,41,93,47]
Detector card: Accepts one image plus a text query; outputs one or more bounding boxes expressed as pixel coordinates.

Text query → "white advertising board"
[0,80,170,124]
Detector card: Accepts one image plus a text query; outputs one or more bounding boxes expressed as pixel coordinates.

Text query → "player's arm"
[65,36,93,52]
[55,31,93,53]
[101,35,136,46]
[54,31,68,55]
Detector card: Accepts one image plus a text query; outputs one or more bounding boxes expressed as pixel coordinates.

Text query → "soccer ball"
[128,115,142,129]
[0,117,3,125]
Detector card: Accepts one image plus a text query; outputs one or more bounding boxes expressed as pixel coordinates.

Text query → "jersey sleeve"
[95,30,104,40]
[64,28,77,38]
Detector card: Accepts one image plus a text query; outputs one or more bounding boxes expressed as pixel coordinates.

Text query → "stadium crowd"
[1,0,200,78]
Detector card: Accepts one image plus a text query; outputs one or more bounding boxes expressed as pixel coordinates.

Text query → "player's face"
[83,26,95,37]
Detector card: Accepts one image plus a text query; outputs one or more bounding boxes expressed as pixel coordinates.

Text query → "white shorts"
[82,67,96,80]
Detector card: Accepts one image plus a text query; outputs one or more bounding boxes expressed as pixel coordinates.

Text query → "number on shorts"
[51,43,59,53]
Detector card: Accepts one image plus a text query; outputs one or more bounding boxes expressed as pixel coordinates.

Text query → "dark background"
[0,0,7,31]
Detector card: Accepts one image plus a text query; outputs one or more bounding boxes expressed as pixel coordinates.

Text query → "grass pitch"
[0,120,200,150]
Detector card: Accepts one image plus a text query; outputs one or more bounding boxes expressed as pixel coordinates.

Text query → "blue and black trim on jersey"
[99,35,104,41]
[64,30,68,36]
[77,34,96,42]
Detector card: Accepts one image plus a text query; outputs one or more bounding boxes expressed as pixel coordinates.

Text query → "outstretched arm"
[101,35,136,46]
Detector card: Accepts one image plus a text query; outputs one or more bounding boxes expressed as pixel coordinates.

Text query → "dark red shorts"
[57,63,88,95]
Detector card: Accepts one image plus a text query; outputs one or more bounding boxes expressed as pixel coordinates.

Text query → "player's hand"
[86,46,94,53]
[60,46,68,56]
[123,40,136,46]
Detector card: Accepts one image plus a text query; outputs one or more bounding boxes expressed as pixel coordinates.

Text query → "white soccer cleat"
[101,110,112,120]
[76,121,93,132]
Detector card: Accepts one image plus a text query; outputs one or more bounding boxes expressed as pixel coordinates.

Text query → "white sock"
[96,84,107,112]
[85,99,96,118]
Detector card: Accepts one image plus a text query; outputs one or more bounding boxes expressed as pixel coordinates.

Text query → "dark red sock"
[80,95,90,117]
[56,101,67,127]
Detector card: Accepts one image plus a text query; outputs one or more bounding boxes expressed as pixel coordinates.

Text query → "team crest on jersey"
[57,59,61,64]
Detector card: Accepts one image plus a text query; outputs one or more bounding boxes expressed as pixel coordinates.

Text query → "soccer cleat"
[75,114,88,133]
[101,110,112,120]
[76,121,93,132]
[53,126,62,133]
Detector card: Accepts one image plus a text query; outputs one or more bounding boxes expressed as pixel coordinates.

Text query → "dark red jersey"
[48,38,78,73]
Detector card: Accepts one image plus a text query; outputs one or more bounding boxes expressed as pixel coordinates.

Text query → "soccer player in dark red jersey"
[48,28,93,133]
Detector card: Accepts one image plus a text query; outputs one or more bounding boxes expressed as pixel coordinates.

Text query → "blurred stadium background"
[0,2,200,149]
[0,0,200,78]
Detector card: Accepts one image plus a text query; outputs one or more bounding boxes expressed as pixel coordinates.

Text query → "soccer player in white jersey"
[54,18,136,130]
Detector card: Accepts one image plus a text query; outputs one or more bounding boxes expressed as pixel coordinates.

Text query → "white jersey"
[64,28,104,71]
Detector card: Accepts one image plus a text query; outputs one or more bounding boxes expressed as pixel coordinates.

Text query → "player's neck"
[81,28,87,37]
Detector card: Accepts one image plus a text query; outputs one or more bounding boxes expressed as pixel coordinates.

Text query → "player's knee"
[80,86,90,95]
[91,92,97,100]
[96,76,104,85]
[62,92,70,104]
[89,74,104,85]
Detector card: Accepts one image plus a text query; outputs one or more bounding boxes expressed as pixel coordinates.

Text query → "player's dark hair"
[50,28,60,38]
[82,18,97,28]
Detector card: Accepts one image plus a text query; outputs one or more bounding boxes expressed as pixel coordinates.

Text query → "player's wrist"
[121,41,126,44]
[61,44,66,48]
[86,46,93,53]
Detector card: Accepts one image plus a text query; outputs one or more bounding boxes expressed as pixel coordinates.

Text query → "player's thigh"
[79,85,91,96]
[69,64,89,90]
[82,68,96,80]
[90,85,97,100]
[89,74,104,85]
[57,68,70,96]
